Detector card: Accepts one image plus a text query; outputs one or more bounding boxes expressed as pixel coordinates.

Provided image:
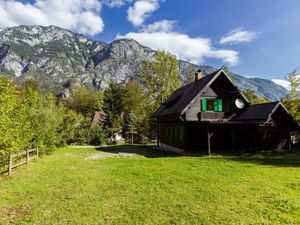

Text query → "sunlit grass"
[0,146,299,224]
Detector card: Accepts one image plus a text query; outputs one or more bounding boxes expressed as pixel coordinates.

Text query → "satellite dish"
[235,98,245,109]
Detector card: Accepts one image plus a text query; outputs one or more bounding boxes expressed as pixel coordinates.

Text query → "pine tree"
[124,111,138,144]
[103,80,123,142]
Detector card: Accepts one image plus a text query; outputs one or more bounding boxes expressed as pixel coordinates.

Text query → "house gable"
[183,70,249,121]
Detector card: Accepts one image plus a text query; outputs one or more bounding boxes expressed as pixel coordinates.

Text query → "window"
[206,99,214,111]
[177,127,184,140]
[201,99,223,112]
[167,126,173,138]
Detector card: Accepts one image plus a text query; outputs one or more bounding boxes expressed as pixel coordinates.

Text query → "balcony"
[197,112,225,121]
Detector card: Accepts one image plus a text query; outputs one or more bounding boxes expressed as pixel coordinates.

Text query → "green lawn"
[0,145,300,225]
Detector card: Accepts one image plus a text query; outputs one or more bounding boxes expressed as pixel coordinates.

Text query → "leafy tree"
[283,69,300,120]
[140,51,181,142]
[67,86,97,116]
[60,108,85,145]
[242,89,269,104]
[121,80,147,121]
[0,77,30,155]
[141,50,181,107]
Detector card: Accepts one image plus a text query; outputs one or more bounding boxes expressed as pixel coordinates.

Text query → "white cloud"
[103,0,131,8]
[117,21,239,66]
[141,19,175,32]
[272,79,290,90]
[0,0,104,36]
[220,28,257,45]
[272,75,300,90]
[127,0,161,26]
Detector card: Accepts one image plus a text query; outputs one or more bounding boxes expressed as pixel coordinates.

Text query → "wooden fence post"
[26,149,29,165]
[36,147,39,158]
[8,154,12,176]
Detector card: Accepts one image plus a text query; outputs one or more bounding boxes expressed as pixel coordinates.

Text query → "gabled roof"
[234,102,279,121]
[234,101,299,130]
[152,69,246,117]
[92,111,108,126]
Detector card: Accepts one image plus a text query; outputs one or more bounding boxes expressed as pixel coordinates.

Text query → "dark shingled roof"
[234,102,279,121]
[152,69,221,117]
[92,111,108,126]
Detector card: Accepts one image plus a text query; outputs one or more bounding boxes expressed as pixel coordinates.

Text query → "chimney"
[195,69,203,82]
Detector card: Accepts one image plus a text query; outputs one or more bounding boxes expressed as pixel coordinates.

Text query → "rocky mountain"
[0,25,286,100]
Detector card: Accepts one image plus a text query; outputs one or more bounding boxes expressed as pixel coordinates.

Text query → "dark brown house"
[91,111,108,127]
[152,69,299,154]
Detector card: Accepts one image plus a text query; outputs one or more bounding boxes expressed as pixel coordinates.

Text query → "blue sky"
[1,0,300,81]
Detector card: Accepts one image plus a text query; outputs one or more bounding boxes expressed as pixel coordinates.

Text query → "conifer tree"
[103,80,123,142]
[124,111,137,144]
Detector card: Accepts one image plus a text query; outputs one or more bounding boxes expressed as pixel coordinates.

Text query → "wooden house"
[91,111,108,127]
[152,69,299,154]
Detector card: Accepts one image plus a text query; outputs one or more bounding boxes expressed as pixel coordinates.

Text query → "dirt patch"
[85,152,140,160]
[0,204,32,224]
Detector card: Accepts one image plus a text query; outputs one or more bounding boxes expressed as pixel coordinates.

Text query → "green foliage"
[66,86,100,116]
[25,90,65,155]
[283,69,300,121]
[120,80,151,143]
[140,51,180,142]
[242,89,270,104]
[73,116,106,145]
[124,111,138,144]
[103,80,123,142]
[0,77,30,155]
[141,50,181,107]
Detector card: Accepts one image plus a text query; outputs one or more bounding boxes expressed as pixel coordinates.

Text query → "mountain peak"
[0,25,286,100]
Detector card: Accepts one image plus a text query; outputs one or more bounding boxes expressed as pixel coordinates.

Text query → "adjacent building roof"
[234,101,279,121]
[91,111,108,126]
[235,101,299,130]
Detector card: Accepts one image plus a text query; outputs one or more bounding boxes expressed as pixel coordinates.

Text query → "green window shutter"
[201,99,207,111]
[214,99,223,112]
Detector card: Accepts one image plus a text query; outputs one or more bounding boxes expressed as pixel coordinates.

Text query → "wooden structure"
[91,111,108,127]
[152,69,299,154]
[4,148,39,176]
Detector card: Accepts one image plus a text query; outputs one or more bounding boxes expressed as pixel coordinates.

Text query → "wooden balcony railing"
[197,112,225,121]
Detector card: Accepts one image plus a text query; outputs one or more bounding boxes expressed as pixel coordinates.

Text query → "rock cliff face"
[0,25,286,100]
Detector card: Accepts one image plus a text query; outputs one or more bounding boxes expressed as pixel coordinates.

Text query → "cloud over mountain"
[0,0,104,35]
[117,20,239,66]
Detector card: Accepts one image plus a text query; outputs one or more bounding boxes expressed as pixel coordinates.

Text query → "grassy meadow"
[0,145,300,225]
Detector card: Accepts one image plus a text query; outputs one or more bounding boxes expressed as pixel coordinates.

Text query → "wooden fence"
[0,148,39,176]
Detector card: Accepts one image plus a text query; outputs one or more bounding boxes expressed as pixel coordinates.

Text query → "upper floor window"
[201,99,223,112]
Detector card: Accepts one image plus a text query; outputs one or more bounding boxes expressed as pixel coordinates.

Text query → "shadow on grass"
[97,144,300,167]
[220,150,300,168]
[96,144,181,158]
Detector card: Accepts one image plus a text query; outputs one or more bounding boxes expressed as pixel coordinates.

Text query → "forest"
[0,51,299,163]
